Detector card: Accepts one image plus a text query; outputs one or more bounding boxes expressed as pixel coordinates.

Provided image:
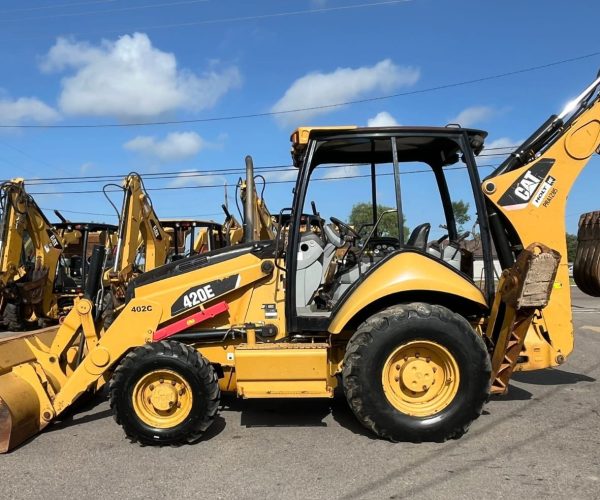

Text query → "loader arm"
[0,240,276,452]
[0,179,64,321]
[483,73,600,370]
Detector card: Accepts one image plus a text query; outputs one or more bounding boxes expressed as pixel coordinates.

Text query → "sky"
[0,0,599,237]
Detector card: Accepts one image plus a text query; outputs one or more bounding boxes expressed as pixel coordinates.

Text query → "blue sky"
[0,0,599,235]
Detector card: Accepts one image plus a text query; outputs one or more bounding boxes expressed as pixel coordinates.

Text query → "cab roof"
[290,126,488,167]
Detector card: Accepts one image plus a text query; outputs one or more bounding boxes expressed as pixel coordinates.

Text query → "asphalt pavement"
[0,288,599,499]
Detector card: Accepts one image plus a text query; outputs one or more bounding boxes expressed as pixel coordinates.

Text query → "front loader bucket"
[574,211,600,296]
[0,371,46,453]
[0,328,58,452]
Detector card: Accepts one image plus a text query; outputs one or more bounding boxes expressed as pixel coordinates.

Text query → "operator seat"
[405,223,431,251]
[296,232,325,308]
[295,224,346,309]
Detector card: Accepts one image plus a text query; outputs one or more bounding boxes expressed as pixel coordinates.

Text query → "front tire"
[342,303,491,442]
[109,341,220,446]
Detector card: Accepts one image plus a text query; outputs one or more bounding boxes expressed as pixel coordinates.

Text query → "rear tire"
[109,341,220,446]
[342,303,490,442]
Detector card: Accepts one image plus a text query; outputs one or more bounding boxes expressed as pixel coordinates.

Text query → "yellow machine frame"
[1,73,599,452]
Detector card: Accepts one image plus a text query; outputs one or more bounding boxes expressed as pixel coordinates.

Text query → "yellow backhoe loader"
[1,72,600,452]
[161,219,225,258]
[222,157,276,245]
[0,180,116,330]
[0,179,64,330]
[102,170,265,319]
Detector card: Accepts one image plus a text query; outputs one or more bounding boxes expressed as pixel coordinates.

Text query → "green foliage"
[452,200,471,231]
[566,233,578,262]
[348,202,409,240]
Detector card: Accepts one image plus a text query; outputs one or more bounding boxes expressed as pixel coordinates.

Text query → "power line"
[0,139,74,176]
[6,147,514,185]
[42,206,224,218]
[5,1,410,38]
[27,164,497,196]
[3,50,597,129]
[13,160,502,188]
[0,0,116,15]
[1,0,210,23]
[19,163,293,185]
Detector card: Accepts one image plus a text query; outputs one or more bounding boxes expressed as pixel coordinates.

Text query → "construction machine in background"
[0,179,63,330]
[0,180,116,330]
[161,219,225,259]
[221,157,276,245]
[52,218,118,314]
[2,72,600,453]
[103,168,272,321]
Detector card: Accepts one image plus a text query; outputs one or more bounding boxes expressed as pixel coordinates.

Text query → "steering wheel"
[330,216,361,239]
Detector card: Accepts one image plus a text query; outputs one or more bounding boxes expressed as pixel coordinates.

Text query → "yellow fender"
[329,252,488,334]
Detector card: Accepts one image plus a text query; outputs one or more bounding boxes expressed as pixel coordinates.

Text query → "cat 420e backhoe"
[1,72,600,453]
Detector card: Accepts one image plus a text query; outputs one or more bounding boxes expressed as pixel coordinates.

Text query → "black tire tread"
[108,340,220,446]
[342,303,491,442]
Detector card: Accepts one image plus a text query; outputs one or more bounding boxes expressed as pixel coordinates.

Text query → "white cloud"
[449,106,496,127]
[262,168,298,183]
[42,33,241,119]
[367,111,399,127]
[321,164,361,180]
[80,162,94,173]
[271,59,419,125]
[168,170,225,188]
[0,96,60,125]
[484,137,521,151]
[124,132,205,163]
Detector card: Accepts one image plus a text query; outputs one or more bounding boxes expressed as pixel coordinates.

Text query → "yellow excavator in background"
[2,72,600,453]
[0,180,116,330]
[221,157,276,245]
[103,168,273,322]
[161,219,225,258]
[0,179,64,330]
[103,173,171,313]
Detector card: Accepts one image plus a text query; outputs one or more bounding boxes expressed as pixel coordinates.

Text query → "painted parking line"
[581,325,600,333]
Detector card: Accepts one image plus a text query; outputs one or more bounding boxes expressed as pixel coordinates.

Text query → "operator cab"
[282,126,493,328]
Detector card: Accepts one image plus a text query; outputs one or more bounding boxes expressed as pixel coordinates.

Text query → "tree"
[566,233,578,262]
[452,200,471,232]
[348,202,409,240]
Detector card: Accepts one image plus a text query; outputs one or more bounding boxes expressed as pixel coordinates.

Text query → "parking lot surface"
[1,288,599,499]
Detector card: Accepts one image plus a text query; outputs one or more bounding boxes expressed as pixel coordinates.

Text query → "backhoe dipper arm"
[112,173,170,281]
[0,179,63,317]
[482,72,600,368]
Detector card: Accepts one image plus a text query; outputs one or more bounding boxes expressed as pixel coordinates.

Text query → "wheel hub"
[132,369,192,428]
[149,383,178,411]
[400,358,435,392]
[382,340,460,417]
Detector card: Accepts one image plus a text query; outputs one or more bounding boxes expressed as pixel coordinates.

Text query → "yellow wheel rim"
[132,369,193,428]
[382,340,460,417]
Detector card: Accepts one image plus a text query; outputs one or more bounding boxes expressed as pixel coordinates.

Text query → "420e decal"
[171,274,239,316]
